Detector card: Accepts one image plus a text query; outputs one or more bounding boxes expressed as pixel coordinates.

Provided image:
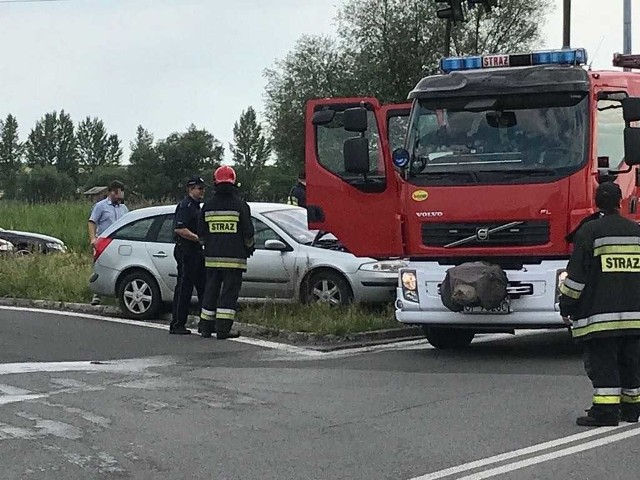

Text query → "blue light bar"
[440,48,588,73]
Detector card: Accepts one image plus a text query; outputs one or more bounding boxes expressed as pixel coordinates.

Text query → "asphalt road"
[0,307,639,480]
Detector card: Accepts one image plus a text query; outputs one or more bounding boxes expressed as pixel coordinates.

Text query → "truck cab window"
[316,109,384,179]
[597,99,626,168]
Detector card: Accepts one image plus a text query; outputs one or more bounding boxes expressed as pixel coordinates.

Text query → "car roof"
[108,202,303,226]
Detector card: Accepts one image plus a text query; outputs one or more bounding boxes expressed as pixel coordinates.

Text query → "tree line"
[0,0,552,204]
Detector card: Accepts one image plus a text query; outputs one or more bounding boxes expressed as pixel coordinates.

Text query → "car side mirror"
[264,239,288,251]
[343,137,370,174]
[343,107,368,133]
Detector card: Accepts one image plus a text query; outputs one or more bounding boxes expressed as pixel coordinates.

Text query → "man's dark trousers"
[200,268,243,335]
[171,244,205,330]
[583,336,640,420]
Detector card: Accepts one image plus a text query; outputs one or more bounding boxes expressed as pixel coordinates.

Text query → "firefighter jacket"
[559,211,640,341]
[287,182,306,208]
[197,184,255,271]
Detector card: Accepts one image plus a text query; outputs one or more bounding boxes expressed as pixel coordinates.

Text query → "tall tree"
[230,107,271,201]
[25,110,78,178]
[128,126,167,201]
[0,114,22,199]
[264,35,355,175]
[76,117,122,173]
[264,0,552,171]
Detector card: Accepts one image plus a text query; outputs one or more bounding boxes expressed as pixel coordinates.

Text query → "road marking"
[0,357,175,376]
[408,424,636,480]
[455,425,640,480]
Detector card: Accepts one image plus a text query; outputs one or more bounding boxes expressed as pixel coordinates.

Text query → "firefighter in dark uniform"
[198,165,255,339]
[287,170,306,208]
[170,175,206,335]
[560,182,640,426]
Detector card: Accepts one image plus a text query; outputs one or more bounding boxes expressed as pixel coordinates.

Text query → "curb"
[0,297,424,348]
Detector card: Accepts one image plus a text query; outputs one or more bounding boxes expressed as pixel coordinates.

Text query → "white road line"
[455,426,640,480]
[408,425,628,480]
[0,357,175,376]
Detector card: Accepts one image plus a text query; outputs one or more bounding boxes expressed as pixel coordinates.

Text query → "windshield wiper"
[498,167,558,176]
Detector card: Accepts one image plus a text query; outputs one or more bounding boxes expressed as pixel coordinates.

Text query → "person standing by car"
[170,176,207,335]
[88,180,129,306]
[287,170,306,208]
[198,166,254,339]
[560,182,640,427]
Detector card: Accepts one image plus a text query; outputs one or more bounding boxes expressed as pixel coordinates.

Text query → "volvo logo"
[476,228,490,241]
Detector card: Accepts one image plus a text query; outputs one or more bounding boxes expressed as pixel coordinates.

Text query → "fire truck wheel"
[422,327,475,349]
[304,270,353,306]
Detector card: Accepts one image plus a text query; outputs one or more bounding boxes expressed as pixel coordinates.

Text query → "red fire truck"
[305,48,640,348]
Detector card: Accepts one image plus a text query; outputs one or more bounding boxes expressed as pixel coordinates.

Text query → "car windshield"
[262,208,336,245]
[406,92,588,182]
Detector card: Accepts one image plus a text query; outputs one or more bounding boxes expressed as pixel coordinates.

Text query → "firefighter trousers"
[583,336,640,420]
[199,268,243,335]
[171,245,205,330]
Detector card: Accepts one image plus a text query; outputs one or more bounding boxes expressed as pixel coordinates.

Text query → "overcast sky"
[0,0,638,163]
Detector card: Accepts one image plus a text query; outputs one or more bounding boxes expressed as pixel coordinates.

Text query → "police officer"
[287,170,306,208]
[198,166,255,339]
[170,176,206,335]
[560,182,640,426]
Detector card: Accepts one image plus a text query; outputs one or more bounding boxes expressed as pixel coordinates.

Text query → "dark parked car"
[0,228,67,255]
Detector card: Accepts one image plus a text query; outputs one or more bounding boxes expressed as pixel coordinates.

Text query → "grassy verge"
[0,253,94,303]
[236,303,398,336]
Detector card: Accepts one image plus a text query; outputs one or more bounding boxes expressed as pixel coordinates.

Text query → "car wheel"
[305,271,353,306]
[15,249,31,256]
[117,270,161,320]
[422,327,475,349]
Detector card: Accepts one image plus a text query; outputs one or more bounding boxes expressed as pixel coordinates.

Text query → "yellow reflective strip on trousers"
[622,394,640,404]
[594,245,640,256]
[572,320,640,338]
[593,395,621,405]
[205,261,246,269]
[216,312,235,320]
[559,283,582,299]
[200,312,215,320]
[601,254,640,272]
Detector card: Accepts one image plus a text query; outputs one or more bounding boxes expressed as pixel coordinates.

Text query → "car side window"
[156,215,176,244]
[252,218,281,249]
[112,217,155,241]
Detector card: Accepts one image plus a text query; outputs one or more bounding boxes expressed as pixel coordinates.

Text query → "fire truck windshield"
[406,92,588,184]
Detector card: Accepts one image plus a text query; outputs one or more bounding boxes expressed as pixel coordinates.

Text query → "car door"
[145,214,178,293]
[241,217,297,300]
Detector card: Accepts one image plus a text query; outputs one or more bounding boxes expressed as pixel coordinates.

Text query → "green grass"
[237,303,398,336]
[0,201,93,254]
[0,252,94,303]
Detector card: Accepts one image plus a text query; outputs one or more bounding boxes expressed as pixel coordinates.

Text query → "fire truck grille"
[423,220,550,248]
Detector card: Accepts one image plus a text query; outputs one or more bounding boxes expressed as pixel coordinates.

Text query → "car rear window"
[112,217,155,241]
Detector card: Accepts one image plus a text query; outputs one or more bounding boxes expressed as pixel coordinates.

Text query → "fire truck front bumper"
[394,260,569,330]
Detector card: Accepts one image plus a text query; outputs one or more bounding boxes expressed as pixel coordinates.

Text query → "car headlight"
[400,269,419,302]
[46,242,66,251]
[359,260,409,273]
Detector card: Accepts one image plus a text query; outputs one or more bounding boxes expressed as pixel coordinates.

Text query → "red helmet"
[213,165,237,185]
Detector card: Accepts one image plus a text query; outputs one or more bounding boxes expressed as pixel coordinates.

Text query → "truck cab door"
[305,98,410,259]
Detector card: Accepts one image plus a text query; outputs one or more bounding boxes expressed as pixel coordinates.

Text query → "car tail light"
[93,237,113,261]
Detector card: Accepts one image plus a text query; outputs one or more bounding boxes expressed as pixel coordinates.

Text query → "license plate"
[462,299,511,315]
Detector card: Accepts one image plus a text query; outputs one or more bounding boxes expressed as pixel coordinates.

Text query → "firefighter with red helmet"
[197,166,255,339]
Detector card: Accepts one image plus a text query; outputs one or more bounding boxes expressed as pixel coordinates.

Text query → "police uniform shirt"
[173,196,201,251]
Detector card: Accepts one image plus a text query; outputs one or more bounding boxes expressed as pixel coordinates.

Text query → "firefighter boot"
[621,404,640,423]
[199,319,216,339]
[577,407,619,427]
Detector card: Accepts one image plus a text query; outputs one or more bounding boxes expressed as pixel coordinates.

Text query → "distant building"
[83,186,108,203]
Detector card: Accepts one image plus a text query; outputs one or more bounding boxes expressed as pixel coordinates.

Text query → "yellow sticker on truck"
[601,254,640,272]
[411,190,429,202]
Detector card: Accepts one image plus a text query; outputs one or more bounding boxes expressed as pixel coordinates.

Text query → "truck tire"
[422,327,475,349]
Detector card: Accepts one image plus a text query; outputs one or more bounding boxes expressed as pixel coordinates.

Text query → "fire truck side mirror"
[343,107,368,133]
[622,97,640,123]
[343,137,370,174]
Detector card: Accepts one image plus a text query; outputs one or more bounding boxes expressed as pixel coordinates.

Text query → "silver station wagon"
[89,203,405,319]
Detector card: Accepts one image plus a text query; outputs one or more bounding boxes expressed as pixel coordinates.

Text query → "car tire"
[422,327,475,349]
[117,270,161,320]
[304,270,353,306]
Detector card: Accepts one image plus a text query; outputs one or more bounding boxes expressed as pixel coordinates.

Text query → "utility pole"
[623,0,632,71]
[562,0,571,48]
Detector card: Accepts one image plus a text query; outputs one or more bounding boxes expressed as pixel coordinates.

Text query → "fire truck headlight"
[401,270,419,302]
